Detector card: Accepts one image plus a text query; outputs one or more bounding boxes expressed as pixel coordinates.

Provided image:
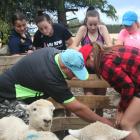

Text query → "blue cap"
[122,11,138,26]
[59,49,89,80]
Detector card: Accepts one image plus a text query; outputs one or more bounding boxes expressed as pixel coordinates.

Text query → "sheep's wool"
[80,121,130,140]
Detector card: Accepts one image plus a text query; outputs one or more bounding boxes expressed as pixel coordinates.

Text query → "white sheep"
[0,99,59,140]
[18,99,55,131]
[22,130,59,140]
[63,121,130,140]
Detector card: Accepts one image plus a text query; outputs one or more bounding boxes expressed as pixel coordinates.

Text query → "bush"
[0,20,10,45]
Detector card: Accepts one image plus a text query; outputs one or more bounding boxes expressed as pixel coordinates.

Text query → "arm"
[62,26,73,48]
[32,30,44,49]
[66,37,74,48]
[115,40,123,45]
[99,25,112,47]
[63,99,113,126]
[8,36,20,55]
[72,26,87,48]
[47,82,112,125]
[115,29,125,45]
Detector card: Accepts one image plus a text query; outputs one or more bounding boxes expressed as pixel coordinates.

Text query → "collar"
[55,54,67,79]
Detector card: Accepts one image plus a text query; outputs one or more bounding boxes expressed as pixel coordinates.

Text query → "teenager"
[79,43,140,140]
[8,12,33,55]
[33,14,73,50]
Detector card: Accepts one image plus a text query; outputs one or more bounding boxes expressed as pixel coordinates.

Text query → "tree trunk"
[57,0,67,26]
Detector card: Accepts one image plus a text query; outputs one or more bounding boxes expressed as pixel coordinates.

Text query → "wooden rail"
[0,55,110,88]
[48,95,113,110]
[49,95,115,132]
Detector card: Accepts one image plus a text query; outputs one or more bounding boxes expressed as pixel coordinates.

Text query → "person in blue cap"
[0,47,112,126]
[116,11,140,48]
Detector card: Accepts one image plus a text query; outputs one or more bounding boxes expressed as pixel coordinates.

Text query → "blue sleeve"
[8,36,20,54]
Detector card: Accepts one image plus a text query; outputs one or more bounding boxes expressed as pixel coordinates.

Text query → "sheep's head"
[20,99,55,131]
[68,121,130,140]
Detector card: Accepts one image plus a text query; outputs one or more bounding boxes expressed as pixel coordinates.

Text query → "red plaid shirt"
[100,46,140,111]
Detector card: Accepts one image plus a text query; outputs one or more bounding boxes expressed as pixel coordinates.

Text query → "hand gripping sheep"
[63,121,130,140]
[0,99,59,140]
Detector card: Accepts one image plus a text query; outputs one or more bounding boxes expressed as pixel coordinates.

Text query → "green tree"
[0,0,117,25]
[47,0,117,26]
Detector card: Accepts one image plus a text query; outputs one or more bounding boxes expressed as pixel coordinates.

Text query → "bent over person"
[79,43,140,140]
[0,47,112,126]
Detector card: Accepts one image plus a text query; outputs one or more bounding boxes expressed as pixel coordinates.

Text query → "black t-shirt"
[0,47,73,103]
[33,23,72,50]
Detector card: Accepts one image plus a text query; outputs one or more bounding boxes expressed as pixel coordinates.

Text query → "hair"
[91,42,123,78]
[86,6,95,12]
[35,14,52,25]
[12,12,27,25]
[136,21,140,28]
[83,8,100,25]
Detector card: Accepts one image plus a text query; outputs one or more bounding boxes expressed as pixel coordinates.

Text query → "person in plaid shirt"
[79,43,140,140]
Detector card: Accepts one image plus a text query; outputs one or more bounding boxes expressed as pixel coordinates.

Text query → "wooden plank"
[51,117,115,132]
[48,95,114,110]
[0,55,25,64]
[67,80,110,88]
[51,117,89,132]
[0,55,25,73]
[0,55,110,88]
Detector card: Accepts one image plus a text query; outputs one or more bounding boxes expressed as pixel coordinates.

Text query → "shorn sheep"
[0,99,59,140]
[63,121,130,140]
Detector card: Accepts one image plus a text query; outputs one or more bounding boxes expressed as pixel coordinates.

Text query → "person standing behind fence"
[72,7,112,98]
[8,12,33,55]
[33,14,73,50]
[73,6,112,49]
[116,11,140,48]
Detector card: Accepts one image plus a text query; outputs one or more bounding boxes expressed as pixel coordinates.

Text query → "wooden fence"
[0,55,116,131]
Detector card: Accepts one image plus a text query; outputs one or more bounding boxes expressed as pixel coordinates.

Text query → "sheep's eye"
[33,108,37,111]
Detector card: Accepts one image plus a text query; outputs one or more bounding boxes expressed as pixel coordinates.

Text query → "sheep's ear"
[16,103,29,110]
[68,129,81,138]
[50,104,55,111]
[114,130,131,139]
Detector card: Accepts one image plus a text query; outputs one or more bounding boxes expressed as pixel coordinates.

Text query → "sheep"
[63,121,131,140]
[22,130,59,140]
[0,99,59,140]
[63,135,78,140]
[18,99,55,131]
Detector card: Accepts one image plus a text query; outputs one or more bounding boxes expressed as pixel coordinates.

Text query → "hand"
[27,50,33,54]
[101,117,113,127]
[20,33,26,38]
[114,110,124,128]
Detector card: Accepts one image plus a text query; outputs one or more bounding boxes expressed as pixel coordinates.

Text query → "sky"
[66,0,140,25]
